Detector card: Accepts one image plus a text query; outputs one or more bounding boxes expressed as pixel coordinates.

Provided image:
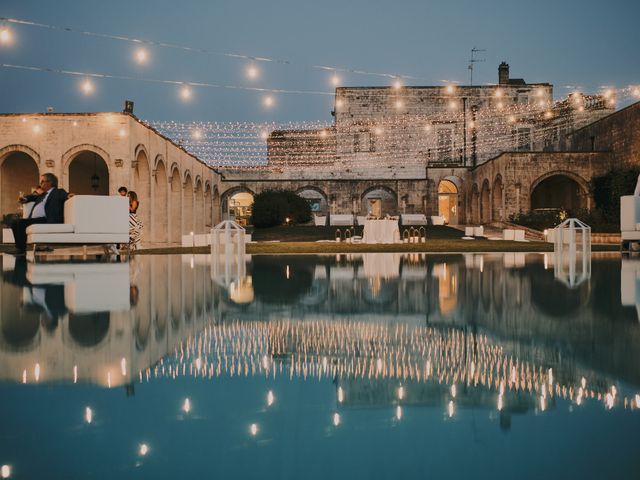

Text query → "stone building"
[220,63,625,225]
[0,108,221,245]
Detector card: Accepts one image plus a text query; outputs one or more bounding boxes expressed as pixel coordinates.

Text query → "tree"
[250,189,312,227]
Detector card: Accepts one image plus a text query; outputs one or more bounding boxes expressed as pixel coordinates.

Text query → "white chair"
[621,196,640,248]
[314,215,327,226]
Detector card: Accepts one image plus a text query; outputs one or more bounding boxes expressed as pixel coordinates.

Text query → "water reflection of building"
[1,252,638,414]
[0,255,213,388]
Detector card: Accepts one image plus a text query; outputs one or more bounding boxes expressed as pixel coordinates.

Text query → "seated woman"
[127,191,143,250]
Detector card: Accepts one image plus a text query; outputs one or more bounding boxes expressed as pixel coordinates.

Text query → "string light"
[246,64,259,79]
[134,48,149,64]
[80,78,94,95]
[180,85,193,101]
[0,465,10,479]
[85,407,93,424]
[263,95,274,107]
[331,74,340,86]
[0,26,12,45]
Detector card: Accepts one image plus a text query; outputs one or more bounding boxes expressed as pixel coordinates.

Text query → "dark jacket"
[30,188,69,223]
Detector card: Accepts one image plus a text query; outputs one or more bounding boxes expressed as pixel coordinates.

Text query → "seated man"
[11,172,69,255]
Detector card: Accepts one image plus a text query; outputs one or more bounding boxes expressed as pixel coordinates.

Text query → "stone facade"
[0,112,221,245]
[218,64,621,224]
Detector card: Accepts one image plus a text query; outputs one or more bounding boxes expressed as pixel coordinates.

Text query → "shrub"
[509,209,566,231]
[591,167,640,223]
[250,190,312,228]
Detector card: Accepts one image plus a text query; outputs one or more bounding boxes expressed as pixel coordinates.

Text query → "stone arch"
[61,144,111,174]
[480,179,491,223]
[134,144,149,162]
[132,148,151,244]
[296,185,328,215]
[194,177,205,233]
[437,178,460,225]
[204,182,213,229]
[66,149,110,195]
[153,160,169,243]
[492,175,504,221]
[221,186,255,225]
[360,184,398,217]
[153,154,166,174]
[530,172,588,212]
[183,172,195,235]
[0,148,40,217]
[169,167,182,243]
[0,144,41,165]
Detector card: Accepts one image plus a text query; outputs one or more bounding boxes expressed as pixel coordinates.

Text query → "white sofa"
[621,196,640,246]
[402,214,428,226]
[430,215,445,226]
[26,195,129,247]
[329,214,354,226]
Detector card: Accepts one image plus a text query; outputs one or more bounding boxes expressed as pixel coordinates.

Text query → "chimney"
[498,62,509,85]
[123,100,134,114]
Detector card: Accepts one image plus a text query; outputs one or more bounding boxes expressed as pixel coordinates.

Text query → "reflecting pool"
[1,252,640,479]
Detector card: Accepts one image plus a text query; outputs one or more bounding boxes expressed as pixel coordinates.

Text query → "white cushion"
[503,229,515,241]
[465,227,474,236]
[330,214,354,226]
[65,195,129,234]
[430,216,445,226]
[473,226,484,237]
[27,223,75,234]
[514,230,526,241]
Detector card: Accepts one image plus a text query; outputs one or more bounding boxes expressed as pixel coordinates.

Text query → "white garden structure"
[553,218,591,288]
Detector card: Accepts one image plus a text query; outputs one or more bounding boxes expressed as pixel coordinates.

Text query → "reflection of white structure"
[360,253,401,279]
[27,262,130,313]
[553,218,591,288]
[621,258,640,321]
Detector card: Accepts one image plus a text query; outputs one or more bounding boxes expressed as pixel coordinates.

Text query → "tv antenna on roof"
[468,47,486,86]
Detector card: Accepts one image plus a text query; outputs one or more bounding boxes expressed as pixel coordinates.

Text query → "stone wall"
[0,112,221,245]
[566,101,640,167]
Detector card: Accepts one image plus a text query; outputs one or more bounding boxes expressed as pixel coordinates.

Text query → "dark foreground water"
[0,252,639,479]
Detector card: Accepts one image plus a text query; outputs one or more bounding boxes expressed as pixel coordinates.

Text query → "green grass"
[133,240,618,255]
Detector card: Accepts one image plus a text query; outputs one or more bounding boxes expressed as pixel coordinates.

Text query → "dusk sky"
[0,0,638,123]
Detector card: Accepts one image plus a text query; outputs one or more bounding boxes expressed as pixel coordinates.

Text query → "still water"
[0,252,639,479]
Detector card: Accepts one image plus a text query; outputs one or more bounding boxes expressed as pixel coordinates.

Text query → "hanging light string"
[147,96,613,169]
[0,15,427,82]
[0,62,334,96]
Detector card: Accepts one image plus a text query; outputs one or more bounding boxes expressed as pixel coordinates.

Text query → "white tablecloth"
[362,219,400,244]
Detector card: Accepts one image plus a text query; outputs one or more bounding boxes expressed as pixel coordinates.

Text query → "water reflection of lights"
[138,444,149,456]
[448,401,455,417]
[1,465,10,479]
[121,358,127,376]
[136,320,639,413]
[397,386,405,400]
[333,413,341,426]
[73,365,78,384]
[250,423,258,436]
[182,398,192,414]
[396,405,403,420]
[267,390,275,406]
[34,363,40,382]
[85,407,93,424]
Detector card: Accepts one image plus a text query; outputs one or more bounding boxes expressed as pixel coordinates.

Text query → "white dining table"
[362,219,400,244]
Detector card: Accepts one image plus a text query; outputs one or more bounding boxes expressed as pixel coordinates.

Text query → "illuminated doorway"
[438,179,458,224]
